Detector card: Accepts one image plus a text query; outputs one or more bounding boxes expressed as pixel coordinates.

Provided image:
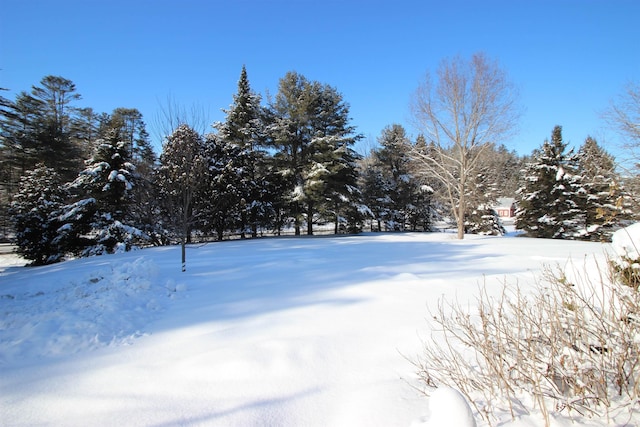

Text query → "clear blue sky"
[1,0,638,158]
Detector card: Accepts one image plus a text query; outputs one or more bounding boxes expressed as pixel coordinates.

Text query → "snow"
[612,222,640,260]
[0,231,632,426]
[411,387,476,427]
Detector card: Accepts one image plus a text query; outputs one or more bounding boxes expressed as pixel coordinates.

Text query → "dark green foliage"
[517,128,630,241]
[74,130,136,219]
[465,206,506,236]
[516,126,583,239]
[576,136,631,241]
[1,76,86,182]
[268,71,362,235]
[57,130,148,256]
[358,129,438,232]
[10,164,68,264]
[212,66,269,238]
[375,124,414,230]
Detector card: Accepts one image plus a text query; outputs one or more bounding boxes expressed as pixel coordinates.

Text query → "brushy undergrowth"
[414,254,640,427]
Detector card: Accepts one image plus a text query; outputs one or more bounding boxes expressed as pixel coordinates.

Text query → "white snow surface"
[0,231,631,426]
[612,221,640,260]
[411,387,476,427]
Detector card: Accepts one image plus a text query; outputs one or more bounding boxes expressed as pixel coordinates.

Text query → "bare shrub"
[414,257,640,426]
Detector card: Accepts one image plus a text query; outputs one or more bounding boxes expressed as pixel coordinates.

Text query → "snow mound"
[612,222,640,260]
[413,387,477,427]
[0,257,178,364]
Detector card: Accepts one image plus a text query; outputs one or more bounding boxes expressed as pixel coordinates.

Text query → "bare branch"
[152,94,210,145]
[409,53,521,239]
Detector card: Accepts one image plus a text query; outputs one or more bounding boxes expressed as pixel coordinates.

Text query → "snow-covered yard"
[0,231,634,426]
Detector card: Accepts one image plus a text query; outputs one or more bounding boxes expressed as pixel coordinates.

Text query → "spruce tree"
[358,156,391,231]
[516,126,583,238]
[60,129,147,256]
[375,124,413,230]
[199,132,242,241]
[75,130,136,219]
[576,136,631,241]
[98,108,159,241]
[10,164,68,264]
[213,66,268,237]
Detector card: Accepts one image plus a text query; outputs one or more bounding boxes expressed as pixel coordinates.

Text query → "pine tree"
[23,76,85,180]
[1,76,87,238]
[10,164,68,265]
[74,130,136,219]
[309,84,363,233]
[516,126,583,238]
[268,72,361,235]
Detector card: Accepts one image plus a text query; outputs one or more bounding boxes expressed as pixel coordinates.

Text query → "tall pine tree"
[268,72,361,235]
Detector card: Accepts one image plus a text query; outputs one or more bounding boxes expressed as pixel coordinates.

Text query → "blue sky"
[1,0,638,158]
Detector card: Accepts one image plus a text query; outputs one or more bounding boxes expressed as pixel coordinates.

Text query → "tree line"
[1,54,637,267]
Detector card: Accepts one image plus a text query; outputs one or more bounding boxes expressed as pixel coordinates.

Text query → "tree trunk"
[457,209,465,239]
[181,237,186,272]
[457,189,466,240]
[306,202,314,235]
[294,202,301,236]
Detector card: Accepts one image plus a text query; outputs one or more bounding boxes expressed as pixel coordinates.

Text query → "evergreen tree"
[358,131,437,232]
[21,76,85,180]
[465,205,506,235]
[576,136,631,241]
[200,132,242,241]
[460,143,521,235]
[10,164,68,265]
[309,84,363,233]
[97,108,159,241]
[74,130,136,219]
[104,108,156,165]
[213,66,268,237]
[1,76,87,235]
[516,126,583,238]
[59,129,147,256]
[72,107,102,160]
[268,72,360,235]
[375,124,413,230]
[358,155,390,231]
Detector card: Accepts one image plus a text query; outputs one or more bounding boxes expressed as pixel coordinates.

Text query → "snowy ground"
[0,230,633,426]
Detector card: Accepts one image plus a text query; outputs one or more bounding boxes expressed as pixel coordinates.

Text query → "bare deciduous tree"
[157,124,208,272]
[410,53,520,239]
[604,81,640,164]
